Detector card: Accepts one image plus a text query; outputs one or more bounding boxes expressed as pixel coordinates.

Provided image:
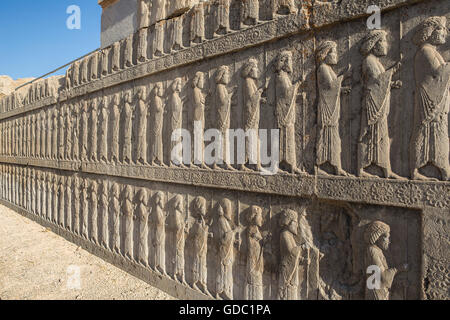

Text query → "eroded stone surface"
[0,0,448,300]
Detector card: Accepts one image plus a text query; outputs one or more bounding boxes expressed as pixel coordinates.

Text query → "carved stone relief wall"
[0,0,448,300]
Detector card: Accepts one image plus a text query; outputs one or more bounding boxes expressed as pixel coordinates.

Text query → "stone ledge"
[1,156,448,210]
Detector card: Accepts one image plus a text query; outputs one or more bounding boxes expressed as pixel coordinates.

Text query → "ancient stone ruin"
[0,0,448,300]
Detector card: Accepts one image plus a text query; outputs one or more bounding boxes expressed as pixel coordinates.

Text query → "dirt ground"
[0,204,175,300]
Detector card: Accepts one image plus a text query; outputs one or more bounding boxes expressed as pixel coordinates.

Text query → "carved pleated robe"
[190,4,205,43]
[275,71,298,168]
[111,102,121,162]
[364,245,397,300]
[123,196,134,259]
[136,98,148,163]
[245,225,264,300]
[215,83,232,163]
[150,95,164,163]
[152,204,166,271]
[123,101,133,163]
[316,64,344,167]
[138,201,149,265]
[216,216,234,299]
[359,55,394,171]
[411,44,450,170]
[278,230,302,300]
[169,90,183,164]
[192,218,208,285]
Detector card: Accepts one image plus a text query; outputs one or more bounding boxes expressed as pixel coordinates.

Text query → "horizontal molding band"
[1,156,448,210]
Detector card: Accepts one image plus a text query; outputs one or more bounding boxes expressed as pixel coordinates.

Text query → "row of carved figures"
[0,17,448,180]
[64,0,304,90]
[0,77,56,112]
[0,163,408,300]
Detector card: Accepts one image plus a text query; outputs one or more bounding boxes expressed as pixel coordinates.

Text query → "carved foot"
[358,170,377,179]
[386,171,407,181]
[239,164,253,172]
[336,168,352,177]
[412,170,438,182]
[225,163,237,171]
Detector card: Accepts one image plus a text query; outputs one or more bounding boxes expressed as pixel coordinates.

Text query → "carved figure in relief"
[213,0,230,37]
[364,221,408,300]
[81,57,88,83]
[72,103,80,160]
[191,72,208,168]
[58,176,65,227]
[39,111,46,158]
[124,34,133,68]
[170,194,188,284]
[45,173,51,221]
[31,114,36,157]
[245,205,265,300]
[110,93,121,163]
[90,52,98,80]
[150,83,165,166]
[136,87,149,165]
[72,60,80,87]
[122,185,134,260]
[52,173,58,223]
[153,22,165,57]
[138,0,150,29]
[315,41,351,177]
[98,97,109,163]
[169,78,185,167]
[152,191,167,274]
[80,101,89,161]
[137,188,150,266]
[170,16,184,52]
[215,198,239,300]
[65,176,72,231]
[99,180,109,248]
[101,48,109,76]
[89,98,99,162]
[278,209,307,300]
[111,182,121,254]
[81,178,90,239]
[58,106,65,160]
[273,0,298,16]
[112,42,120,71]
[190,3,205,45]
[214,65,236,170]
[90,180,99,244]
[52,109,58,159]
[190,196,212,296]
[241,58,266,171]
[275,51,303,174]
[65,105,73,160]
[73,176,81,235]
[138,28,148,63]
[241,0,259,27]
[411,16,450,181]
[358,30,404,179]
[150,0,166,25]
[123,91,134,164]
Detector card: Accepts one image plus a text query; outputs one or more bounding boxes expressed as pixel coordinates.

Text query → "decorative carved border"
[1,156,448,209]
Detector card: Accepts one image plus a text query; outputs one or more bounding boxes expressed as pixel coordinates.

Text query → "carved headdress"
[279,209,298,228]
[316,41,337,63]
[413,16,447,45]
[360,30,387,56]
[364,220,390,245]
[215,65,229,84]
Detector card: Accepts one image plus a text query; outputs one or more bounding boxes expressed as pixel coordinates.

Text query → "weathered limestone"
[0,0,448,301]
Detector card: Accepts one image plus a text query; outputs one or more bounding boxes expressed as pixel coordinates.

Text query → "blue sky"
[0,0,101,79]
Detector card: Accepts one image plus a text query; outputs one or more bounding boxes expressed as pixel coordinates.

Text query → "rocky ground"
[0,204,175,300]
